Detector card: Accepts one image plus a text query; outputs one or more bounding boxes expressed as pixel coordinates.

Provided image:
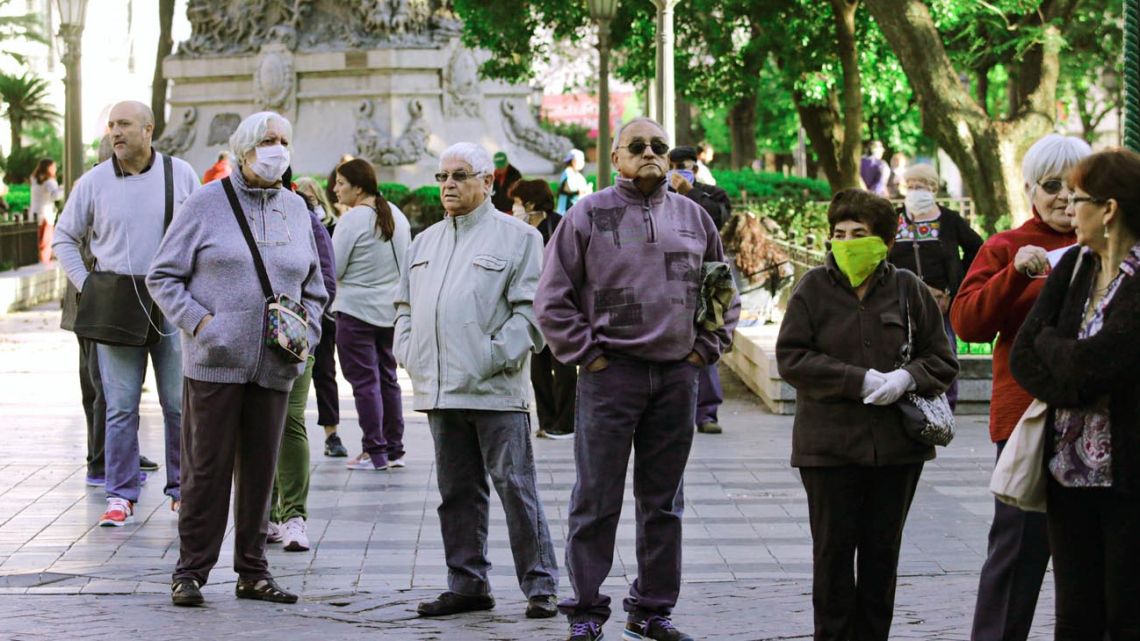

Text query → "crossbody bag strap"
[163,153,174,231]
[896,272,914,365]
[222,177,275,300]
[368,203,400,271]
[903,211,925,282]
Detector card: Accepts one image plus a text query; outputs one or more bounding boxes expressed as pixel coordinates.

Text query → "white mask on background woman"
[905,189,936,215]
[251,145,291,182]
[511,201,529,221]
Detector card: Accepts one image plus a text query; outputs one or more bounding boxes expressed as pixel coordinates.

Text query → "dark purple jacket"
[309,209,336,310]
[535,177,739,366]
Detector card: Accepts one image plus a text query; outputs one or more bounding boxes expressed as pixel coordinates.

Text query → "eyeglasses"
[433,170,483,183]
[619,139,670,156]
[1037,179,1066,195]
[1068,195,1106,207]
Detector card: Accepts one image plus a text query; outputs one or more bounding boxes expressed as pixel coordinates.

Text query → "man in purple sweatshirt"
[536,118,740,641]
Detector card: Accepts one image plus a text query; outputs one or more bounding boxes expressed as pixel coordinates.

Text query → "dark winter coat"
[1010,247,1140,495]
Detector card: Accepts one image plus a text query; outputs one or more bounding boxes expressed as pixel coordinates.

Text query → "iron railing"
[0,222,38,269]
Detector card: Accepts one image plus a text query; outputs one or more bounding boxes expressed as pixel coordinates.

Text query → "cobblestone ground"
[0,306,1054,640]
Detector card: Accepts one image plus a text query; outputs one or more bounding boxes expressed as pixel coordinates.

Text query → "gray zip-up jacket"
[393,197,544,412]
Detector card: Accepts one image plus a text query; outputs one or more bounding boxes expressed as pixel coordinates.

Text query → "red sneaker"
[98,498,134,527]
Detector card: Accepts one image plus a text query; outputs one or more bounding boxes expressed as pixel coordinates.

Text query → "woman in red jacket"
[950,133,1091,641]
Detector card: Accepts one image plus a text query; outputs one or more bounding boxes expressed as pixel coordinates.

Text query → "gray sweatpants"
[426,409,559,598]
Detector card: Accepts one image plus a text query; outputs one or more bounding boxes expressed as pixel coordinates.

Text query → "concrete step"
[1,263,65,314]
[723,321,992,416]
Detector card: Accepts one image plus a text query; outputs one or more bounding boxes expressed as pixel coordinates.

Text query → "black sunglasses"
[620,139,670,156]
[1037,179,1066,195]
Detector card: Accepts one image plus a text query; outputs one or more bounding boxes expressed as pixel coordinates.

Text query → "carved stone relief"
[500,100,572,164]
[355,99,433,166]
[207,113,242,146]
[154,107,198,157]
[254,43,297,119]
[442,47,481,118]
[178,0,460,56]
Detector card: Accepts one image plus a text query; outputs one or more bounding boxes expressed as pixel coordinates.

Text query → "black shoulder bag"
[73,154,174,346]
[895,273,956,446]
[221,177,310,363]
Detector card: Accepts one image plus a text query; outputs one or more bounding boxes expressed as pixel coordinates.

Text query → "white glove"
[861,369,887,399]
[863,368,916,406]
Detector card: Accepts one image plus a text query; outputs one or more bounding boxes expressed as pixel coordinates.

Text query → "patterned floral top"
[1050,243,1140,487]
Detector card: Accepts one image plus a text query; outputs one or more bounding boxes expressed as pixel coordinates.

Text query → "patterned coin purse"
[265,294,309,363]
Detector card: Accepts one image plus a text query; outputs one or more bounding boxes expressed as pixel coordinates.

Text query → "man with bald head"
[536,118,740,641]
[54,101,199,527]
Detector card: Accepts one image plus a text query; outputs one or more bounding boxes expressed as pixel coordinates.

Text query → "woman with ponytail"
[331,158,411,470]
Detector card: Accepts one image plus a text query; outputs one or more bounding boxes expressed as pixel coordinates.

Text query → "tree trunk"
[9,118,21,156]
[675,95,696,147]
[829,0,863,190]
[151,0,175,139]
[863,0,1076,232]
[976,65,991,116]
[794,91,845,190]
[728,95,757,170]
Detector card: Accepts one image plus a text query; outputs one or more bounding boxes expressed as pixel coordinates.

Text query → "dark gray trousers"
[173,379,288,585]
[426,409,558,598]
[970,441,1051,641]
[78,336,106,478]
[560,357,700,625]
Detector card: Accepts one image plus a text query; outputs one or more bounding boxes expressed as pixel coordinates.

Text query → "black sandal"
[235,577,298,604]
[171,578,204,607]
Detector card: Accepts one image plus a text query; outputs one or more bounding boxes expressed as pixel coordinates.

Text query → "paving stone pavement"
[0,306,1055,640]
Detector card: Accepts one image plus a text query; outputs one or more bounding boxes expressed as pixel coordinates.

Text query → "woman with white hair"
[950,133,1092,641]
[556,148,590,214]
[888,163,984,409]
[147,111,328,607]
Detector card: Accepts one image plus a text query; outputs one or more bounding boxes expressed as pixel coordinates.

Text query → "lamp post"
[55,0,89,195]
[588,0,620,189]
[650,0,681,143]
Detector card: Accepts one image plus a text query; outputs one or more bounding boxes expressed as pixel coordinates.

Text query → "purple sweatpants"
[335,313,405,465]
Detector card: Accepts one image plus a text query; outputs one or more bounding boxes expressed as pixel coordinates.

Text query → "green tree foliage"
[0,0,45,65]
[0,72,59,159]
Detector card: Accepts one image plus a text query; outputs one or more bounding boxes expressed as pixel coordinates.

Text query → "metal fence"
[0,222,38,269]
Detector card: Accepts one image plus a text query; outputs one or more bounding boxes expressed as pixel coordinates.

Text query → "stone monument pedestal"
[160,4,571,187]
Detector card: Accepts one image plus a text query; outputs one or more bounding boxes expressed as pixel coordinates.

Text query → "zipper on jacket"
[433,218,458,407]
[643,201,657,243]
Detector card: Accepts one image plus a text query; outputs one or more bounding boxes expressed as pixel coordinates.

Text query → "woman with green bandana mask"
[775,189,959,641]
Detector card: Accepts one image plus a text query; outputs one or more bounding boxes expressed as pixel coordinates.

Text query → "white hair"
[1022,134,1092,196]
[439,142,494,195]
[612,117,668,152]
[229,111,293,165]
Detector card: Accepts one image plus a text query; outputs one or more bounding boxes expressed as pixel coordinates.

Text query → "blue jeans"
[96,324,182,502]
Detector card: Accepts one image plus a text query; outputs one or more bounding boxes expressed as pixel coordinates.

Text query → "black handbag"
[72,154,174,347]
[895,274,956,446]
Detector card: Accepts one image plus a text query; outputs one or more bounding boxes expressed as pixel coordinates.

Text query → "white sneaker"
[267,521,283,544]
[281,516,310,552]
[389,457,406,469]
[346,453,388,470]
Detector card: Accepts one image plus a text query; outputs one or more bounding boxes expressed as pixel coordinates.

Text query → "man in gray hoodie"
[536,118,740,641]
[394,142,559,621]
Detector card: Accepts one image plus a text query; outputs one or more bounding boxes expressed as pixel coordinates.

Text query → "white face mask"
[511,202,528,220]
[905,189,936,214]
[250,144,290,183]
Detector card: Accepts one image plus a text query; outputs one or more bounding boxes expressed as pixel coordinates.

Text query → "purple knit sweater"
[536,177,739,366]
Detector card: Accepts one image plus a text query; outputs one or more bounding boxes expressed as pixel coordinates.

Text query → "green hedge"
[6,183,29,212]
[712,170,831,202]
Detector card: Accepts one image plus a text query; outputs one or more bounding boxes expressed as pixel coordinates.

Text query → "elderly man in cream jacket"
[394,142,559,621]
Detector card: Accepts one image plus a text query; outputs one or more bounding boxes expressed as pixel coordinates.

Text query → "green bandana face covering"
[830,236,888,287]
